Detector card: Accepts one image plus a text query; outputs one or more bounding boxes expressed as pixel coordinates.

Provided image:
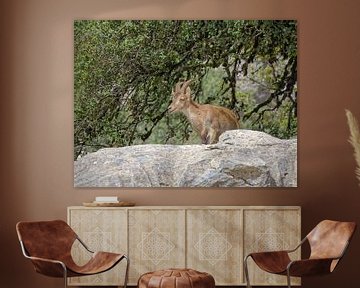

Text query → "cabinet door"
[243,208,301,286]
[187,209,243,285]
[68,208,127,286]
[128,209,186,284]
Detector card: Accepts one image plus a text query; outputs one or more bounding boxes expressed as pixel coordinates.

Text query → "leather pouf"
[138,268,215,288]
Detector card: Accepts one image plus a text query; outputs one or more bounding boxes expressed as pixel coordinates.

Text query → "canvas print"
[74,20,297,187]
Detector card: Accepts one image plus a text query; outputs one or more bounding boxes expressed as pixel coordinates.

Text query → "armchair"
[16,220,129,288]
[244,219,356,288]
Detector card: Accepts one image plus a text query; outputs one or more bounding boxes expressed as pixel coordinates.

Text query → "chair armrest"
[25,255,67,277]
[247,250,290,258]
[19,240,67,277]
[287,257,336,277]
[245,236,306,258]
[25,255,65,265]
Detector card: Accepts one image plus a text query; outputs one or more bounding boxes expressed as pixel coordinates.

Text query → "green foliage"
[74,20,297,159]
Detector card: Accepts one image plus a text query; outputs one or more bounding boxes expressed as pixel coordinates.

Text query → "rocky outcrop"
[74,130,297,187]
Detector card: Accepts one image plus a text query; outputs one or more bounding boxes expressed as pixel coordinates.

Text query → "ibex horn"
[181,80,192,92]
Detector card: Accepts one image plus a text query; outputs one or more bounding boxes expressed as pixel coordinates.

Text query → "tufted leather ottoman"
[138,268,215,288]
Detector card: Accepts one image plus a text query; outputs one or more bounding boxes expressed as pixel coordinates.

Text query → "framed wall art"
[74,20,297,187]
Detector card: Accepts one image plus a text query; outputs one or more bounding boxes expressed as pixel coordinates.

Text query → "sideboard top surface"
[68,205,301,210]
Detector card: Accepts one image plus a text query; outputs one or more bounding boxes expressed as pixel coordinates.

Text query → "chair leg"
[286,269,292,288]
[243,255,252,288]
[62,264,68,288]
[123,255,130,288]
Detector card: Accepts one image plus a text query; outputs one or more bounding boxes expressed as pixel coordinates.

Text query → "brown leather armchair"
[16,220,129,288]
[244,220,356,288]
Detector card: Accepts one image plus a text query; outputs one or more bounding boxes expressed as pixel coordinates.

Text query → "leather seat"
[16,220,129,288]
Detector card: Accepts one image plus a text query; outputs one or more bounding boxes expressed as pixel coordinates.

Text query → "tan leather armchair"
[244,220,356,288]
[16,220,129,288]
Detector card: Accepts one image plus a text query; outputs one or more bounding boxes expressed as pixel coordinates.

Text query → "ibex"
[168,80,240,144]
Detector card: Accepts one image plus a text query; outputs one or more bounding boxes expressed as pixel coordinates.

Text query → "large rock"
[74,130,297,187]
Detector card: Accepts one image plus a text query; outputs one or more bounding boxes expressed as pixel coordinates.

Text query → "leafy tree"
[74,20,297,159]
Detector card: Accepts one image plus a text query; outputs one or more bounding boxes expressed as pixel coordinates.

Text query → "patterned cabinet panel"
[187,209,243,285]
[67,208,127,286]
[243,208,301,286]
[128,209,186,284]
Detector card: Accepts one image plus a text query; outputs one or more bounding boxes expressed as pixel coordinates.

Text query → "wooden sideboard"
[67,206,301,286]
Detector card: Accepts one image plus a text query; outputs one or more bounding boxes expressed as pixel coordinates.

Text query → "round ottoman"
[138,268,215,288]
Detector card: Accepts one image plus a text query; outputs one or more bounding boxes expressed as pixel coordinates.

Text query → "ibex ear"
[175,82,182,93]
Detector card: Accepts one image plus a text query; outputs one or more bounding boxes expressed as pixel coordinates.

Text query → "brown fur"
[168,80,240,144]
